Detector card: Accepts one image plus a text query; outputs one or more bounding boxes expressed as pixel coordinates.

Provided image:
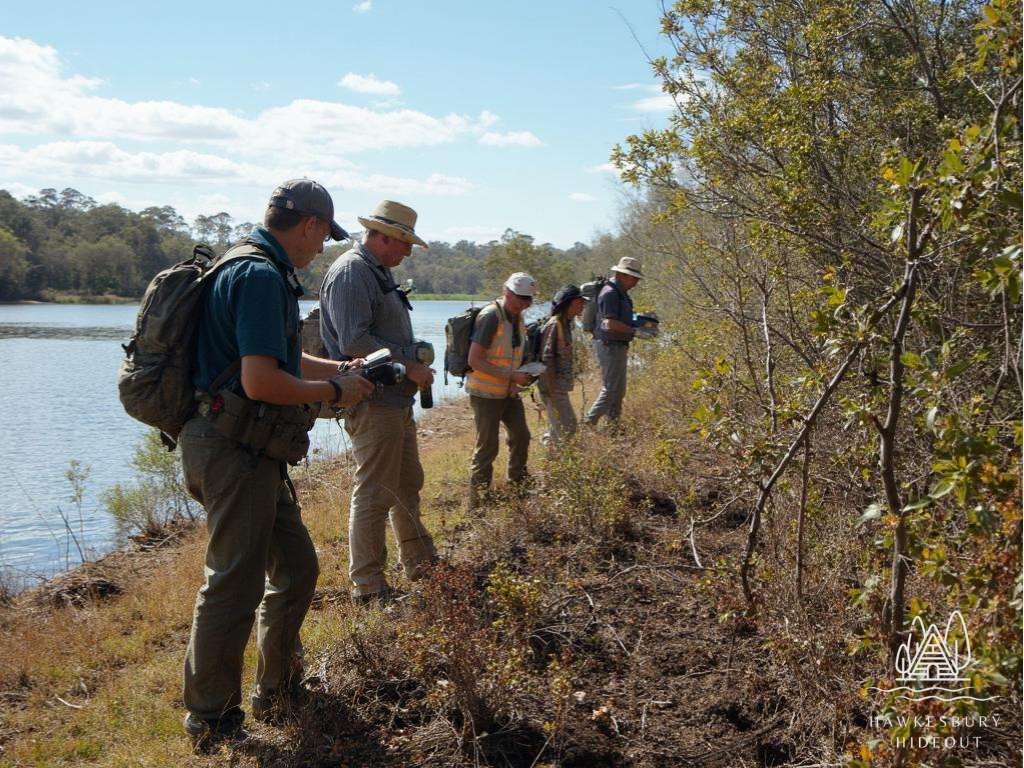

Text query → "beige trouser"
[540,389,577,443]
[344,402,436,597]
[180,416,318,722]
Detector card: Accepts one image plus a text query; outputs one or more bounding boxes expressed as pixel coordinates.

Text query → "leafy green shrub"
[102,430,197,543]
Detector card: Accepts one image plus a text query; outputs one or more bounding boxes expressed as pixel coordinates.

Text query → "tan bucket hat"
[358,200,428,247]
[611,256,643,279]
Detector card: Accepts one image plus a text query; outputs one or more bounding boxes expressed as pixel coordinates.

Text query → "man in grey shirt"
[320,200,437,603]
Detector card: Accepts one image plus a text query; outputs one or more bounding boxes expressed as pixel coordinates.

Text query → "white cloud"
[569,192,595,202]
[353,1,372,12]
[0,38,501,158]
[338,72,400,96]
[0,141,261,183]
[197,193,233,209]
[250,101,482,156]
[631,93,676,112]
[0,36,517,212]
[587,162,618,175]
[613,82,677,113]
[479,131,542,147]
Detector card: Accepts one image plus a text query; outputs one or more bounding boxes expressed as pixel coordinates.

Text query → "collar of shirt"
[248,226,295,273]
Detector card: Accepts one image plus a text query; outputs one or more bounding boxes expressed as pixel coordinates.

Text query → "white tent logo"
[895,613,969,682]
[871,611,1000,702]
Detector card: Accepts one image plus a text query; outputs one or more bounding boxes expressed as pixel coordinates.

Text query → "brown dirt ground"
[5,397,1018,767]
[230,482,808,768]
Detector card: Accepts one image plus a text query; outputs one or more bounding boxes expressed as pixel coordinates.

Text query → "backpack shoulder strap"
[216,240,306,299]
[199,242,288,396]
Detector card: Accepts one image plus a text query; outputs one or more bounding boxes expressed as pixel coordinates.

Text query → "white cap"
[504,272,536,297]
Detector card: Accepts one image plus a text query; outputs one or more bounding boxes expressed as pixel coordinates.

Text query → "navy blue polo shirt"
[593,278,634,343]
[193,228,302,393]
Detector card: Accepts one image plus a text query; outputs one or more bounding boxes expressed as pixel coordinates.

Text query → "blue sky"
[0,1,674,248]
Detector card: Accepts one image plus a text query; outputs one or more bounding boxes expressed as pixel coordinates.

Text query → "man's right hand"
[405,361,435,388]
[330,372,376,406]
[511,370,533,387]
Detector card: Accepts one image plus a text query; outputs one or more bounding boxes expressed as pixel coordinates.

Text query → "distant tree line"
[0,188,633,302]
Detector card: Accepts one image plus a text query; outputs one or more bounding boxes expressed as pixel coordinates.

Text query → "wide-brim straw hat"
[611,256,643,279]
[358,200,428,247]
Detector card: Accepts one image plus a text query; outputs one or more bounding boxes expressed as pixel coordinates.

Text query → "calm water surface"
[0,300,470,580]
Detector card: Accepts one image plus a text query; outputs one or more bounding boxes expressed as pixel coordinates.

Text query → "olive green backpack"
[117,243,269,448]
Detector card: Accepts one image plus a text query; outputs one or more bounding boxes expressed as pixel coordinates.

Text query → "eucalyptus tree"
[614,0,1021,750]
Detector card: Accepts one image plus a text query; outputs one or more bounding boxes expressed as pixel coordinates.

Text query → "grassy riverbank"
[0,368,1019,767]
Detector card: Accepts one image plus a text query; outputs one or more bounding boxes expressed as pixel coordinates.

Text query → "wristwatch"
[327,378,343,403]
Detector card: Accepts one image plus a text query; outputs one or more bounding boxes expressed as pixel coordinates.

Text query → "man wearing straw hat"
[319,200,437,605]
[585,256,644,428]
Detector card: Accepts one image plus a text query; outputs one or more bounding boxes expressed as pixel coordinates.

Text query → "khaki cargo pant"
[344,402,436,598]
[468,394,531,505]
[180,416,318,722]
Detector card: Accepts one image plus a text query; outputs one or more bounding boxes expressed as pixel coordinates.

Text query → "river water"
[0,300,472,580]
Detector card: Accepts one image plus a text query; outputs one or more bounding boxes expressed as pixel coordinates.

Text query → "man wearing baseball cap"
[585,256,644,428]
[465,272,537,508]
[181,179,374,746]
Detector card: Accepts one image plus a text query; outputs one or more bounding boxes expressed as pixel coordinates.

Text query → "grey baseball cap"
[268,179,349,241]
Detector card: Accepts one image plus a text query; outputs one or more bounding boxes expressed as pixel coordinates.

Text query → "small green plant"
[487,562,543,650]
[543,445,633,545]
[103,430,197,543]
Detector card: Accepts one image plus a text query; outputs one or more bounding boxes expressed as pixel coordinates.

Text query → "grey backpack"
[117,243,269,448]
[443,304,486,384]
[580,277,607,334]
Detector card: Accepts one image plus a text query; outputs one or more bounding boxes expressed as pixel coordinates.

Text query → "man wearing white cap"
[465,272,537,508]
[319,200,437,604]
[585,256,644,427]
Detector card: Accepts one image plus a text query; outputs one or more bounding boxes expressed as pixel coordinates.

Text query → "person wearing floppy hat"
[538,284,589,443]
[585,256,644,428]
[465,272,538,508]
[357,200,429,247]
[180,179,374,745]
[319,199,437,605]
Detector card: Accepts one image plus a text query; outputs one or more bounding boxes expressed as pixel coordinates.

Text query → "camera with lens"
[362,348,406,386]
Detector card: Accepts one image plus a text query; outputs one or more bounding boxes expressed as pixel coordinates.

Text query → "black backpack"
[523,319,543,365]
[117,243,271,448]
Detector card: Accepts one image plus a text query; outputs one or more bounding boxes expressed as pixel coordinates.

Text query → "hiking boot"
[184,709,250,751]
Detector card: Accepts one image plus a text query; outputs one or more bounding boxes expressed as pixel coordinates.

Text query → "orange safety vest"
[465,301,525,399]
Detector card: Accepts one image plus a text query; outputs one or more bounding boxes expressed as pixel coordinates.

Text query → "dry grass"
[4,375,1016,767]
[0,395,544,767]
